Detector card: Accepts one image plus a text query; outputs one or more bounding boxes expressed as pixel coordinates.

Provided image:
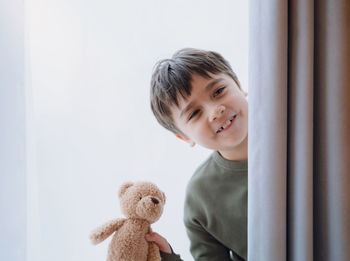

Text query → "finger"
[145,232,161,242]
[145,234,171,254]
[148,232,160,237]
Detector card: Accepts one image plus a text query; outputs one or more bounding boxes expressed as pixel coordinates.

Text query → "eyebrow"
[180,78,225,118]
[205,78,225,91]
[180,101,195,119]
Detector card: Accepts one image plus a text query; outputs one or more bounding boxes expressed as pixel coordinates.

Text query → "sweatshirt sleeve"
[183,178,232,261]
[184,218,232,261]
[160,245,183,261]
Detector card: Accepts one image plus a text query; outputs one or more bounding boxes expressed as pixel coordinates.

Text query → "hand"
[145,232,172,254]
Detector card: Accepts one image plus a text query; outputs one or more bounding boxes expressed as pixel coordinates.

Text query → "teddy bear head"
[118,181,166,223]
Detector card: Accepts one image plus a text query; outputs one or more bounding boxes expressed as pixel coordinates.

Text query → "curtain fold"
[288,1,314,260]
[313,0,350,260]
[248,0,288,260]
[248,0,350,260]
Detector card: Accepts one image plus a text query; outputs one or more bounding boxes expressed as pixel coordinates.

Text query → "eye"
[213,87,226,97]
[188,109,200,121]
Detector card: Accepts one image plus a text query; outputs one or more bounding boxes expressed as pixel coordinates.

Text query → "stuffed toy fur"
[90,181,166,261]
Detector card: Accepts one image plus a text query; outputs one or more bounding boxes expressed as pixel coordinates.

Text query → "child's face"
[171,72,248,157]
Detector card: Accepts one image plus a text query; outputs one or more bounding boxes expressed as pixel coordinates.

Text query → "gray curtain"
[248,0,350,260]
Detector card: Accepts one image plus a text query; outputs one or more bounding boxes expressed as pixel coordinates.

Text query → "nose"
[151,197,159,204]
[209,105,225,122]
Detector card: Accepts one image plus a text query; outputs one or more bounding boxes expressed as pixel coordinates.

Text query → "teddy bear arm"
[147,242,161,261]
[90,218,126,245]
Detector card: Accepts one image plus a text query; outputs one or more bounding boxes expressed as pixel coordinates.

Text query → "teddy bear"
[90,181,166,261]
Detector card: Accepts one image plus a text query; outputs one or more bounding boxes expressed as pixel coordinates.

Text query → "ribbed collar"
[212,151,248,171]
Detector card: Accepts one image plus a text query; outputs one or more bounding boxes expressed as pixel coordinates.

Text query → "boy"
[146,48,248,261]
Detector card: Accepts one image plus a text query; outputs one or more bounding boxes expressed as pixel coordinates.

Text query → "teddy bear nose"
[151,198,159,204]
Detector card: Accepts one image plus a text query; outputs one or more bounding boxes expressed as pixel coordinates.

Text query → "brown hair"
[150,48,239,136]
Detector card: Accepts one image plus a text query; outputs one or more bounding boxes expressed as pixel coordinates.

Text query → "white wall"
[0,1,26,261]
[26,1,249,260]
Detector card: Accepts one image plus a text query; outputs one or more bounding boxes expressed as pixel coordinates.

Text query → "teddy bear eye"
[139,196,142,200]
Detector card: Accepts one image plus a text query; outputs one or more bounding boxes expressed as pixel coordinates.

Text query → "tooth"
[223,120,230,128]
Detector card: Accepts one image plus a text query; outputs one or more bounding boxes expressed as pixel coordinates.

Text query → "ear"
[118,182,133,198]
[162,192,166,204]
[175,134,196,147]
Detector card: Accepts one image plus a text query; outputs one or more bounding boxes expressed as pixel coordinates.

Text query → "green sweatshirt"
[184,151,247,260]
[162,151,247,261]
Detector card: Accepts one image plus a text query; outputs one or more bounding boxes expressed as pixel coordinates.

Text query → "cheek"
[194,122,215,141]
[241,101,249,116]
[232,97,248,113]
[183,124,201,142]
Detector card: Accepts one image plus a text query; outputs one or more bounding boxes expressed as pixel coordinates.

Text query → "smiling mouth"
[216,114,237,133]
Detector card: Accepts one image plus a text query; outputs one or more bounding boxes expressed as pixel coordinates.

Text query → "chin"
[225,133,248,149]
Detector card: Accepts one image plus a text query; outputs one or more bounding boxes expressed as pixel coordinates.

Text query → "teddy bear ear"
[162,192,166,203]
[118,182,134,198]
